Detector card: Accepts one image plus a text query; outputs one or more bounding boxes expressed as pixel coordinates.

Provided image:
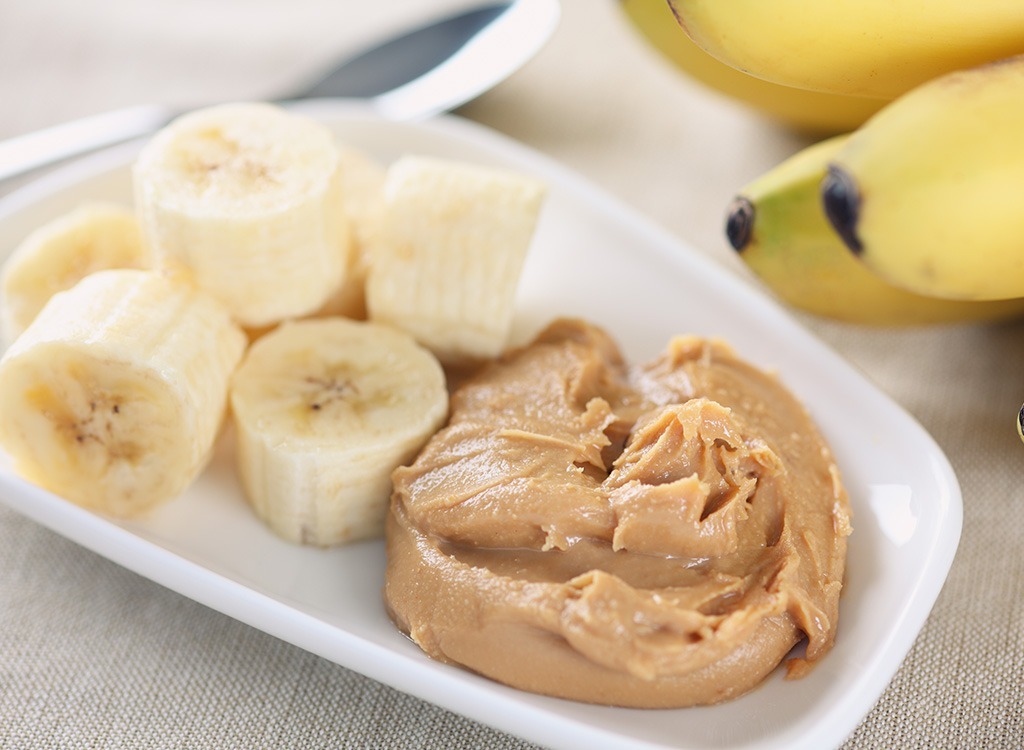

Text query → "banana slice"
[314,144,388,321]
[0,268,246,517]
[1,202,149,345]
[365,155,546,363]
[336,144,387,252]
[133,102,350,328]
[230,317,448,546]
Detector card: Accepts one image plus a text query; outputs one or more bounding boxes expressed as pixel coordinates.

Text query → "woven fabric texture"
[0,1,1021,748]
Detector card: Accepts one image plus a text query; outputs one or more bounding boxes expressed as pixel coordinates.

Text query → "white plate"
[0,102,961,750]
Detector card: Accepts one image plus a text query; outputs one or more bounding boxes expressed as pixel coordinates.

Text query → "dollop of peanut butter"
[385,319,851,708]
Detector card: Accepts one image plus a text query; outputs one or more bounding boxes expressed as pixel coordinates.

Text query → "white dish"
[0,102,961,750]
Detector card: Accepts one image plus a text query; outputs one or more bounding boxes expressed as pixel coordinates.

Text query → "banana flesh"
[366,155,546,364]
[313,145,388,321]
[667,0,1024,100]
[0,103,549,541]
[1,203,149,344]
[229,317,448,546]
[729,135,1024,325]
[821,56,1024,301]
[619,0,885,134]
[0,269,246,517]
[133,102,351,328]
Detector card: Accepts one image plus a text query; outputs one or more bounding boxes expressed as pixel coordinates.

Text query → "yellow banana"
[728,134,1024,325]
[619,0,884,134]
[667,0,1024,100]
[822,56,1024,301]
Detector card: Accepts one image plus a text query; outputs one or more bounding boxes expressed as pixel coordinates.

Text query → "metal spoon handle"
[0,0,559,185]
[0,105,176,183]
[369,0,558,121]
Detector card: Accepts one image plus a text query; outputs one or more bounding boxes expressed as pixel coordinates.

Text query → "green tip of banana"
[821,165,863,254]
[725,131,1024,326]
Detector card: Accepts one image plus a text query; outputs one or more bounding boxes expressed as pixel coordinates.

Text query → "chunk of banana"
[0,269,246,517]
[366,155,546,363]
[0,202,149,345]
[133,102,351,328]
[229,317,448,546]
[314,145,388,321]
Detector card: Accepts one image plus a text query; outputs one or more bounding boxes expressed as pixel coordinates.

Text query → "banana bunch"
[618,0,884,133]
[0,101,547,536]
[727,135,1024,326]
[730,57,1024,318]
[666,0,1024,100]
[812,57,1024,443]
[727,55,1024,438]
[625,0,1024,134]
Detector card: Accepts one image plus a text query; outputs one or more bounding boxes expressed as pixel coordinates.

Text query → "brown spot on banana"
[305,375,359,412]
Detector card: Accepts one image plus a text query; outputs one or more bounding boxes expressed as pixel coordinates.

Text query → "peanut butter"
[385,319,851,708]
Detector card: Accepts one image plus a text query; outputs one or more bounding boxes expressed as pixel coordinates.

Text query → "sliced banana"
[335,144,387,252]
[314,144,388,321]
[0,268,246,517]
[229,317,448,546]
[133,102,350,328]
[0,202,149,345]
[365,155,546,363]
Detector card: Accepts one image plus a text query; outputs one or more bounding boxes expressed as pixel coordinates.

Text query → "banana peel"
[619,0,885,134]
[729,135,1024,325]
[667,0,1024,100]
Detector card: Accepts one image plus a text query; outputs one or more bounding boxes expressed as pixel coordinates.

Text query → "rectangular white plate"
[0,103,961,750]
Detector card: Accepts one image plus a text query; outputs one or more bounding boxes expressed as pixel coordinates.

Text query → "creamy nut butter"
[385,319,851,708]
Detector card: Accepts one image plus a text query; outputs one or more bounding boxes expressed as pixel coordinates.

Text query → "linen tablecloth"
[1,1,1021,747]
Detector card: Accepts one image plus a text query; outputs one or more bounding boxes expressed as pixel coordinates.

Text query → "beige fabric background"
[0,1,1021,747]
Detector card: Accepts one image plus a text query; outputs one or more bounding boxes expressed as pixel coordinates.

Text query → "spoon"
[0,0,560,183]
